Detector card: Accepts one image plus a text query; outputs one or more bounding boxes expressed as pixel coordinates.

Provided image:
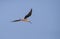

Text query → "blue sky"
[0,0,60,39]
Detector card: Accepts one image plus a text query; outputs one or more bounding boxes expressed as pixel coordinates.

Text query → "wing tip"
[31,8,32,10]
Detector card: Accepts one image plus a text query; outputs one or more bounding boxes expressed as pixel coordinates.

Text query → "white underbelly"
[22,19,30,22]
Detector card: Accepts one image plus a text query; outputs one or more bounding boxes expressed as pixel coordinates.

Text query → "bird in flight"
[12,9,32,23]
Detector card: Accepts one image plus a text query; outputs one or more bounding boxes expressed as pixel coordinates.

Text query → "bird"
[12,9,32,23]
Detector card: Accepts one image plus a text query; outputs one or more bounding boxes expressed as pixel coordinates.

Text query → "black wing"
[12,19,21,22]
[24,9,32,19]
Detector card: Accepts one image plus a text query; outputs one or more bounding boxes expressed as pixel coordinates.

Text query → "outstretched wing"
[24,9,32,19]
[12,19,21,22]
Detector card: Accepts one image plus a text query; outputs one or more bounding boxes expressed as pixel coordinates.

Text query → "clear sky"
[0,0,60,39]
